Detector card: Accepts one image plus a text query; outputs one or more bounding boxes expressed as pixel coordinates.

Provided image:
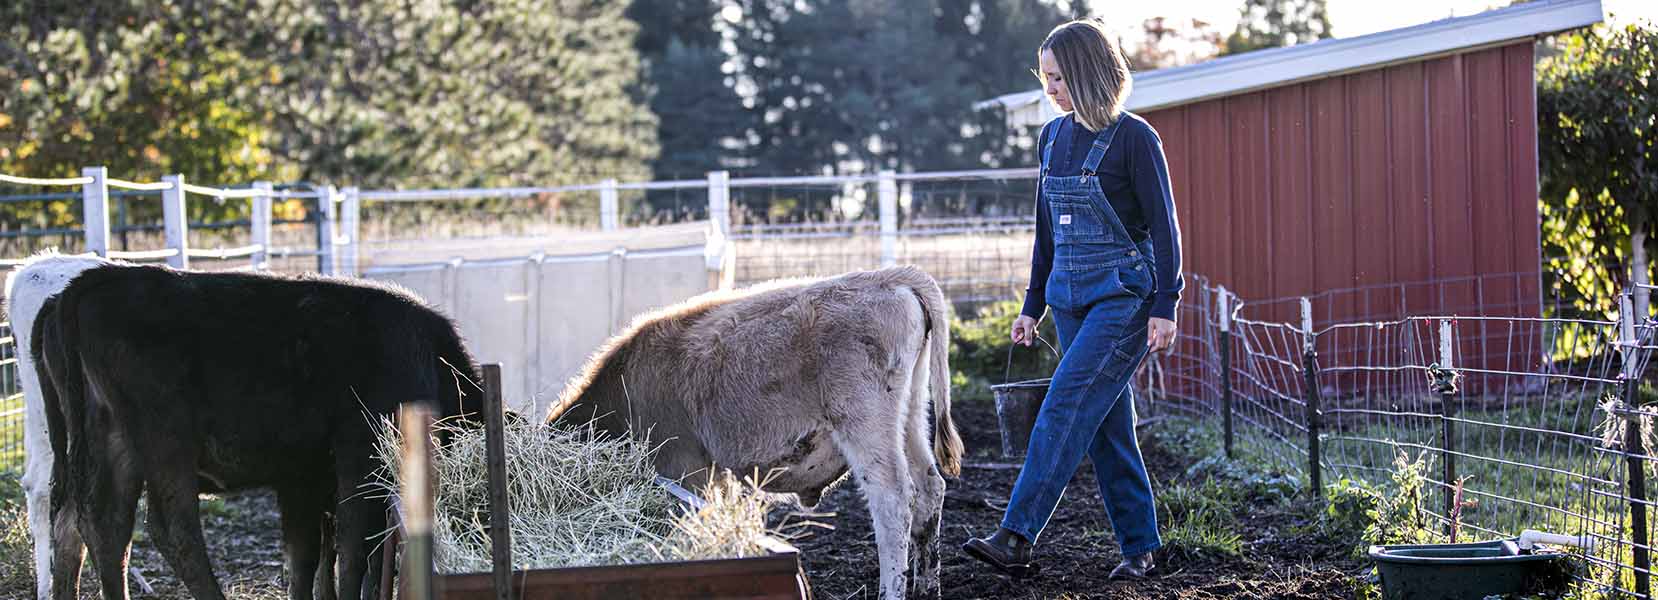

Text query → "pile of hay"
[373,419,793,574]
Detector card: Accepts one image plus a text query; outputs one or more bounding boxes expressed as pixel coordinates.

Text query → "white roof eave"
[976,0,1603,116]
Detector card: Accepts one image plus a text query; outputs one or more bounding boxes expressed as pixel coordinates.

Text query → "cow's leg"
[46,493,84,600]
[902,369,946,599]
[333,455,386,600]
[144,461,226,600]
[74,423,143,600]
[277,484,333,600]
[316,511,338,600]
[831,406,916,600]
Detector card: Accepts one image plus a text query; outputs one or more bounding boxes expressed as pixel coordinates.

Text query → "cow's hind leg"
[831,403,916,600]
[143,458,226,600]
[74,421,143,600]
[902,359,946,599]
[277,484,333,600]
[46,489,84,600]
[333,453,387,600]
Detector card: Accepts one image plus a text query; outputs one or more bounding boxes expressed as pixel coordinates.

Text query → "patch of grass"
[1156,477,1244,560]
[948,300,1061,396]
[199,495,235,519]
[0,472,32,592]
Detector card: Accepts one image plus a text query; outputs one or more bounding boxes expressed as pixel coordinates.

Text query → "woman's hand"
[1011,315,1039,347]
[1148,317,1177,353]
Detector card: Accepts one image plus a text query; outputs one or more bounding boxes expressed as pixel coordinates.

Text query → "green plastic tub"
[1368,539,1571,600]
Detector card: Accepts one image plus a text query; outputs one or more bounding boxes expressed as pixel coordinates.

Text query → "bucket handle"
[1003,332,1061,385]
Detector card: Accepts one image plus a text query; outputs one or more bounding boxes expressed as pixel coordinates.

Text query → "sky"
[1091,0,1657,44]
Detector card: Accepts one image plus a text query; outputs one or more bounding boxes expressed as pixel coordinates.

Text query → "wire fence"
[1134,273,1658,598]
[4,165,1657,595]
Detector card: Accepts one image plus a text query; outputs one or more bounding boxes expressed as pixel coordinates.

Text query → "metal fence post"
[1219,286,1234,459]
[251,182,273,270]
[317,185,337,275]
[81,166,109,257]
[1438,319,1459,527]
[600,178,619,231]
[1301,297,1322,495]
[879,170,898,268]
[1623,292,1651,598]
[341,187,361,277]
[161,174,188,269]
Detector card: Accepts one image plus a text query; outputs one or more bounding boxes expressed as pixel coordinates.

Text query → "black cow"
[32,264,481,600]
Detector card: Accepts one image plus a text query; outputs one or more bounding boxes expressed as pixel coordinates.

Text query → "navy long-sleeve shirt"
[1021,112,1184,321]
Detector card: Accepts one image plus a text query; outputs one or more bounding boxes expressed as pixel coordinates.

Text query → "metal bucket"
[990,378,1050,458]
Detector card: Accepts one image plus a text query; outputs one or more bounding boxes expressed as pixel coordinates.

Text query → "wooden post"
[482,364,513,600]
[161,174,188,269]
[317,185,338,275]
[706,171,730,238]
[341,187,361,277]
[81,166,109,257]
[878,170,898,268]
[251,182,273,270]
[600,178,619,231]
[399,403,436,600]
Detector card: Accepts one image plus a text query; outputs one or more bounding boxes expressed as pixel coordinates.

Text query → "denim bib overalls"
[1000,115,1162,558]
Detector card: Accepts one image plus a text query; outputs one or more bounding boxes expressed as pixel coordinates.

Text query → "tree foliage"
[1538,23,1658,316]
[1220,0,1332,56]
[1,0,657,194]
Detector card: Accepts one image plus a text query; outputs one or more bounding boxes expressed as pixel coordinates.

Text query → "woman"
[962,18,1183,582]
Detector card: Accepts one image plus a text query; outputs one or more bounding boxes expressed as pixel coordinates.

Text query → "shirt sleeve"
[1128,121,1185,321]
[1021,121,1058,320]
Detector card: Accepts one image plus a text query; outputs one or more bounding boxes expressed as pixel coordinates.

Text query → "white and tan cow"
[546,265,963,600]
[6,251,111,600]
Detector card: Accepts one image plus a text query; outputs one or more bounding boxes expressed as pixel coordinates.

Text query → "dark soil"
[5,399,1367,600]
[779,402,1366,600]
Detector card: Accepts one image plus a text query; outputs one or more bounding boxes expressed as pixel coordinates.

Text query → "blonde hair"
[1037,19,1133,131]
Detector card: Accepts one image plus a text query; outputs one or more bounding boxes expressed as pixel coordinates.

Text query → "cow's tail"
[906,268,963,478]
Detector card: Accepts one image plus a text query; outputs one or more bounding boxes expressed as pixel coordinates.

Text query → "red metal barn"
[980,0,1604,396]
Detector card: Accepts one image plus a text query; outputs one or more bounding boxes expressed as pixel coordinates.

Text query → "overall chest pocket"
[1048,198,1111,245]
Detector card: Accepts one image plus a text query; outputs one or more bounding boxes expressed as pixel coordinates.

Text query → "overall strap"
[1080,115,1126,177]
[1040,117,1066,177]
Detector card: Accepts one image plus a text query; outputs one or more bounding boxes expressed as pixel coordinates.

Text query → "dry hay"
[373,418,798,574]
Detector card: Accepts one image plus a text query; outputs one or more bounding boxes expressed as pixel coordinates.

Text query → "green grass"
[0,391,22,473]
[1224,391,1639,597]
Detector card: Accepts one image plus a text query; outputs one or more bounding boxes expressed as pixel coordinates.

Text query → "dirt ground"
[785,403,1365,600]
[5,400,1365,600]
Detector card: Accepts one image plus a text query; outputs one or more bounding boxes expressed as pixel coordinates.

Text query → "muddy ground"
[786,403,1365,600]
[1,399,1367,599]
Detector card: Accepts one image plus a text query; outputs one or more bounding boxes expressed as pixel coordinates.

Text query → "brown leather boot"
[1109,552,1156,580]
[961,528,1040,579]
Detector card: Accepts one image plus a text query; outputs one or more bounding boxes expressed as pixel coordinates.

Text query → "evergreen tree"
[1221,0,1332,56]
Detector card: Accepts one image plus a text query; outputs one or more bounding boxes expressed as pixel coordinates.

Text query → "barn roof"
[977,0,1603,126]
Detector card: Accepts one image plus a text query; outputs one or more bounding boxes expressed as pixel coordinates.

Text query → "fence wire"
[1142,275,1658,598]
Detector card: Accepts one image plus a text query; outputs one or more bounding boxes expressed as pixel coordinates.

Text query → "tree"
[628,0,752,223]
[1125,17,1226,70]
[2,0,658,195]
[1538,23,1658,319]
[1221,0,1332,56]
[1,1,288,233]
[240,0,657,188]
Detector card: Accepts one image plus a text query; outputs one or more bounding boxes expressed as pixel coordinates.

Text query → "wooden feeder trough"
[383,364,813,600]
